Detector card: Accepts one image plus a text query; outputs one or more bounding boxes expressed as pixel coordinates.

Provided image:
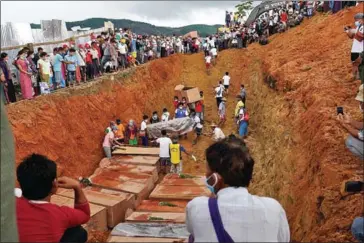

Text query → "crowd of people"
[1,3,364,243]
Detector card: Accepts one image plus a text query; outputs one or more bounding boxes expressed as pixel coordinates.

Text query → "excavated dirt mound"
[6,4,363,242]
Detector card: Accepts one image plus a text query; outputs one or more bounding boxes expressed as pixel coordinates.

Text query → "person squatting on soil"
[103,126,123,158]
[156,130,173,174]
[205,122,226,142]
[345,13,364,82]
[186,137,290,242]
[337,84,364,160]
[15,154,90,243]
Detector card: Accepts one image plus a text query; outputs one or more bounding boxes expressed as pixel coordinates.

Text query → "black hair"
[69,48,76,53]
[178,102,184,107]
[241,84,245,88]
[206,138,254,187]
[27,50,34,57]
[116,118,121,124]
[40,52,47,58]
[143,115,149,120]
[58,47,64,52]
[37,47,43,52]
[182,97,186,100]
[219,80,222,84]
[53,47,58,52]
[225,72,229,75]
[0,52,8,59]
[174,96,178,99]
[153,111,158,115]
[161,130,167,136]
[17,154,57,200]
[163,108,168,112]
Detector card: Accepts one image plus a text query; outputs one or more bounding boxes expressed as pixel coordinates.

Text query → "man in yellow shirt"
[116,118,125,143]
[169,136,191,174]
[235,95,245,118]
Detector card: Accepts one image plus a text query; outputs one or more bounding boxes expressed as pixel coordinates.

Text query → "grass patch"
[158,202,178,207]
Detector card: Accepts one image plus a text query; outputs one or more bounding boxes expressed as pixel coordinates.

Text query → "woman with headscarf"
[0,53,16,103]
[16,51,33,100]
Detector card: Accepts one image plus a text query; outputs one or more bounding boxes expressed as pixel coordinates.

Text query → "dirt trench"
[6,5,364,242]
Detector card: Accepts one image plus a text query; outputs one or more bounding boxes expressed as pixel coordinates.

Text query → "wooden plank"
[149,185,211,201]
[114,155,160,172]
[136,200,188,213]
[103,162,158,183]
[125,212,185,224]
[108,236,185,242]
[57,188,135,228]
[91,169,155,191]
[84,187,137,209]
[88,174,149,207]
[50,195,107,231]
[160,174,205,187]
[112,147,160,156]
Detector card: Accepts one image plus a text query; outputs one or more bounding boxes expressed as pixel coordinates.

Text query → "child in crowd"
[150,111,160,124]
[222,72,230,95]
[37,52,52,91]
[156,130,172,174]
[140,115,149,146]
[173,96,180,109]
[161,108,170,122]
[169,135,191,174]
[218,97,227,127]
[126,120,138,146]
[16,154,90,243]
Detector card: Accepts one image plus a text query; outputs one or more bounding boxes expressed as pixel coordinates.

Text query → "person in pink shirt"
[102,127,122,159]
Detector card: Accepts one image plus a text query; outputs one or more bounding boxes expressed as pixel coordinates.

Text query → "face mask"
[179,106,183,109]
[153,115,158,119]
[355,21,361,27]
[205,173,218,194]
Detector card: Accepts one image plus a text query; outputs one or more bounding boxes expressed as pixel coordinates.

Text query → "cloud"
[1,1,243,27]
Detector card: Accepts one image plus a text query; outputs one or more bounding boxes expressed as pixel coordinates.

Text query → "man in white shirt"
[215,81,224,109]
[210,47,218,65]
[155,130,172,174]
[205,53,212,74]
[222,72,231,95]
[186,137,290,242]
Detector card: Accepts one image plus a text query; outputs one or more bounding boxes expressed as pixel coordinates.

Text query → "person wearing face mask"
[175,103,189,119]
[150,111,160,124]
[186,137,290,242]
[161,108,170,122]
[345,13,364,82]
[16,51,33,100]
[126,120,138,146]
[337,84,364,160]
[140,115,149,147]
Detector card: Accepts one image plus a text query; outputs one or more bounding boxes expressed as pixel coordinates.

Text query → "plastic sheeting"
[110,223,189,239]
[146,117,195,139]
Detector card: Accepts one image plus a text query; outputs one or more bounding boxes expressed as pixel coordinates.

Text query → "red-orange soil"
[6,4,364,242]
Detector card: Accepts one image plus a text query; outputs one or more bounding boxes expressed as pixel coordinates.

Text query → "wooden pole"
[0,32,96,51]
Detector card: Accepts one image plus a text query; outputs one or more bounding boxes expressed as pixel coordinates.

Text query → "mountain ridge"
[30,17,221,37]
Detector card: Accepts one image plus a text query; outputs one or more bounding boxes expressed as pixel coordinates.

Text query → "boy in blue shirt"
[64,48,78,87]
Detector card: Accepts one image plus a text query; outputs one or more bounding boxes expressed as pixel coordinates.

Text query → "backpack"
[216,87,223,96]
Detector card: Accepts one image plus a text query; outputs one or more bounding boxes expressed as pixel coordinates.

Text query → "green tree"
[235,1,253,16]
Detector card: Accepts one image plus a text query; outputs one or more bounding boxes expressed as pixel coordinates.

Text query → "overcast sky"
[0,1,254,27]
